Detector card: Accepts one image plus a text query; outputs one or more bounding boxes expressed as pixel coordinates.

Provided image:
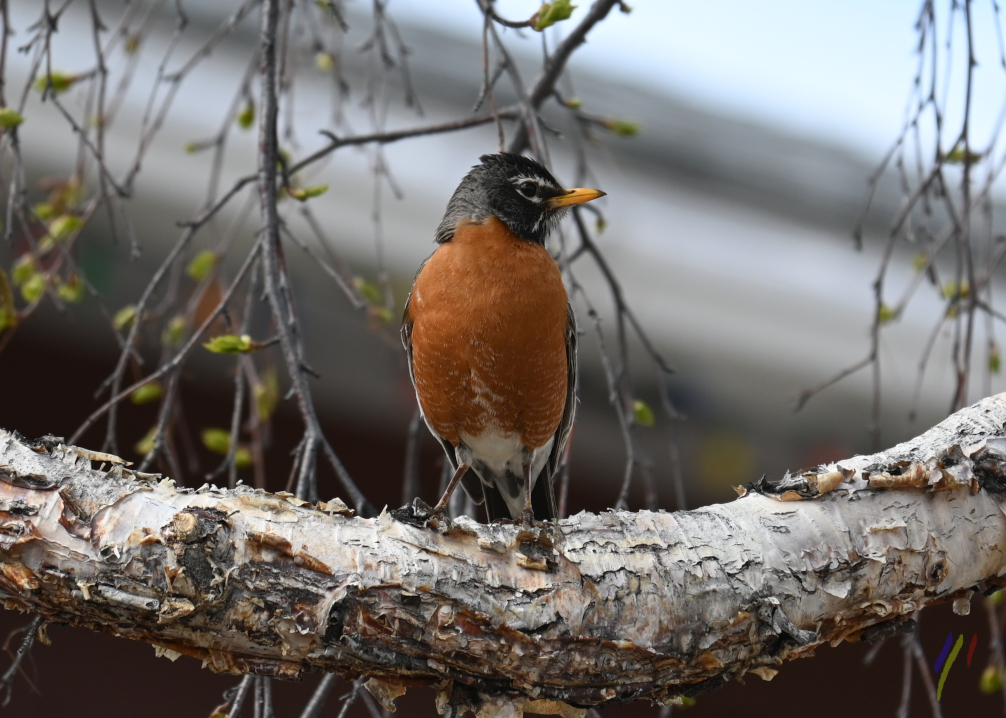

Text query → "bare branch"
[508,0,623,155]
[257,0,371,514]
[0,616,42,706]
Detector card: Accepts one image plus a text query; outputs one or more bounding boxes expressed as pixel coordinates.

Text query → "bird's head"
[435,152,605,244]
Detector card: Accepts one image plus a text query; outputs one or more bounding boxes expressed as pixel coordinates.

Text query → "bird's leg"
[519,462,535,526]
[432,463,470,515]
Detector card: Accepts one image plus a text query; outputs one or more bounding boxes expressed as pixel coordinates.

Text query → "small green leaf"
[353,276,383,304]
[237,101,255,130]
[201,428,232,455]
[162,315,186,346]
[602,118,641,137]
[255,368,280,420]
[20,273,44,303]
[0,107,24,129]
[534,0,577,30]
[992,346,1002,375]
[315,52,335,72]
[57,178,84,209]
[114,304,138,331]
[125,34,141,54]
[877,304,897,325]
[0,264,14,330]
[595,217,607,234]
[131,381,163,405]
[633,399,655,427]
[203,334,253,354]
[941,280,969,299]
[678,696,696,708]
[186,250,217,281]
[945,143,983,165]
[11,255,35,286]
[135,427,157,456]
[184,141,200,154]
[370,305,394,324]
[564,97,582,110]
[288,184,329,202]
[911,252,928,271]
[988,589,1005,607]
[234,446,253,469]
[33,202,56,221]
[47,215,82,243]
[33,71,78,94]
[981,665,1004,694]
[55,274,84,303]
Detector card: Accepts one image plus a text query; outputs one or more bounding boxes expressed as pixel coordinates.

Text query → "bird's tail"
[481,469,557,522]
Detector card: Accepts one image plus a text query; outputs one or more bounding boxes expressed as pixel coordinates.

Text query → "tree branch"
[507,0,622,155]
[2,395,1006,714]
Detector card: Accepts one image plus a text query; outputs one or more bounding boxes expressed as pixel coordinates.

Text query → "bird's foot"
[389,498,441,529]
[518,508,536,527]
[413,497,453,529]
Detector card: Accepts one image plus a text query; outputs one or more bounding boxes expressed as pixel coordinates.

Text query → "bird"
[401,152,605,523]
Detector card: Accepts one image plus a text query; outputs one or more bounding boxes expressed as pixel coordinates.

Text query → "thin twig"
[0,616,42,707]
[299,674,340,718]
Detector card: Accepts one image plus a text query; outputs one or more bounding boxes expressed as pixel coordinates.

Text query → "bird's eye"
[518,181,537,198]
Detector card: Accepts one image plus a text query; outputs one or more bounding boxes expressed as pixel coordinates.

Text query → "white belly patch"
[460,429,523,465]
[457,430,554,518]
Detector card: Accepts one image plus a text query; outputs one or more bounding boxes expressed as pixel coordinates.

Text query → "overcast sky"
[391,1,1006,161]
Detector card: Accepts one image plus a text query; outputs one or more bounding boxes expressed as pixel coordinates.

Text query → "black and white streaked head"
[435,152,605,245]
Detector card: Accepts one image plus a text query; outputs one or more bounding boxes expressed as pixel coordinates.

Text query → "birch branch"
[2,395,1006,716]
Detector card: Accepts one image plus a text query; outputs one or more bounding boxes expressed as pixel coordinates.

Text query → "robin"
[402,152,605,523]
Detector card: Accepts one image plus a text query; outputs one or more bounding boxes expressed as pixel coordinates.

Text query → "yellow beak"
[547,187,606,209]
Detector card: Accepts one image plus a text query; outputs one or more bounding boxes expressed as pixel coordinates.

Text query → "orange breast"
[407,217,569,450]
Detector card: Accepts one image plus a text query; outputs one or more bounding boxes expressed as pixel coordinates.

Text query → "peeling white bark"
[2,395,1006,715]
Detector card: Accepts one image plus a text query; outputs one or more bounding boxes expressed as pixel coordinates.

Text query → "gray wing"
[401,294,416,385]
[539,302,577,516]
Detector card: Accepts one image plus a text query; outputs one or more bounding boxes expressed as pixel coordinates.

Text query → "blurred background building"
[0,1,1003,716]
